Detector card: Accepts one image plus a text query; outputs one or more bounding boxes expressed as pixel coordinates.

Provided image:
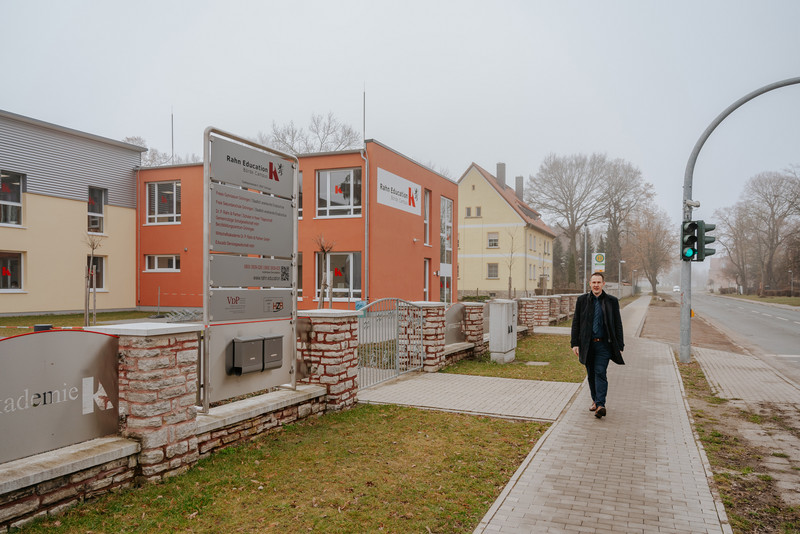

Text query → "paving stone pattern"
[358,373,579,421]
[693,347,800,404]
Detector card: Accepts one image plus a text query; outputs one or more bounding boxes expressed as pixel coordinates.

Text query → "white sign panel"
[209,289,293,322]
[210,255,292,288]
[210,184,293,257]
[593,252,606,273]
[376,167,421,215]
[210,136,294,198]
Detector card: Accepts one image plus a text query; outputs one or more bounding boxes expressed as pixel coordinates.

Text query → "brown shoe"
[589,403,597,411]
[595,406,606,418]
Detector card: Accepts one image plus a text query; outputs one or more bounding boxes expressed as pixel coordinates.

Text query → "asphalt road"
[689,292,800,385]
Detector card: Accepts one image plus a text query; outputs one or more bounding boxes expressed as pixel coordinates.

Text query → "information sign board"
[210,255,292,288]
[209,136,294,198]
[209,183,293,257]
[208,288,293,322]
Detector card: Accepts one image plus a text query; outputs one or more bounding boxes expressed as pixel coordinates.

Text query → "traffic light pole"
[680,76,800,363]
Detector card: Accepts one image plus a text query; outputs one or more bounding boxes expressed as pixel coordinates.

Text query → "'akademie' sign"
[0,331,119,464]
[376,167,421,216]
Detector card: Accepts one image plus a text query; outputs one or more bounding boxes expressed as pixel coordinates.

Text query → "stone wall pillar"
[559,295,570,317]
[413,302,446,373]
[547,295,560,324]
[462,302,486,355]
[296,310,358,412]
[529,296,550,326]
[568,294,579,317]
[111,324,203,484]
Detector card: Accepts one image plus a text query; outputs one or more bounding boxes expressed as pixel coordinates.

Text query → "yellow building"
[457,163,555,299]
[0,110,144,315]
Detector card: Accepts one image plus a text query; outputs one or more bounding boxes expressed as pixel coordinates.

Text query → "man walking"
[571,272,625,418]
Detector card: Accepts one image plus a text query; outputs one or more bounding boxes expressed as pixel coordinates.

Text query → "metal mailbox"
[263,334,283,370]
[231,336,264,375]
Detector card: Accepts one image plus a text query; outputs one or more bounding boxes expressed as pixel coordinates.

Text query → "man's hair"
[590,271,605,281]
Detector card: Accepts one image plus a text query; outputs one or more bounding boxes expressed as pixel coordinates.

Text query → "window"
[440,197,453,265]
[147,181,181,224]
[423,258,430,301]
[316,169,361,217]
[465,207,471,217]
[298,172,303,218]
[0,171,23,225]
[475,206,481,217]
[146,255,181,272]
[87,256,105,290]
[297,253,303,298]
[0,252,22,290]
[316,252,361,300]
[487,263,499,279]
[487,232,499,248]
[423,189,431,245]
[88,187,106,233]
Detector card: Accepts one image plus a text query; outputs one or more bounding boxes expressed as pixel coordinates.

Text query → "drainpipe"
[361,146,369,303]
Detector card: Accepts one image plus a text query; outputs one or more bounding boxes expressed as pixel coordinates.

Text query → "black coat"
[570,291,625,366]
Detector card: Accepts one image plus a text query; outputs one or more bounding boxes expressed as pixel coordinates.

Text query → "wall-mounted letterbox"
[263,334,283,370]
[228,334,285,376]
[231,336,264,375]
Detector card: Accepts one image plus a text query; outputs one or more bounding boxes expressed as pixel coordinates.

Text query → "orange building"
[137,140,457,311]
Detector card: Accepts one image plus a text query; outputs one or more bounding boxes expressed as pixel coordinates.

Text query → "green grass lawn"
[0,310,154,335]
[22,404,547,534]
[721,294,800,307]
[441,334,585,383]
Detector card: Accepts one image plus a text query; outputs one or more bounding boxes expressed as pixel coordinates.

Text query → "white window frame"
[316,168,362,218]
[88,187,106,234]
[487,232,499,248]
[298,171,303,219]
[465,207,471,218]
[423,258,430,301]
[145,255,181,272]
[487,263,499,279]
[475,206,481,217]
[87,255,106,291]
[0,251,22,291]
[440,197,453,265]
[423,189,431,245]
[316,251,362,301]
[146,181,181,224]
[0,171,23,226]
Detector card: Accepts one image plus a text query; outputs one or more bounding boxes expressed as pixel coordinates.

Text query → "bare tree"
[742,171,799,291]
[504,228,519,297]
[526,153,610,288]
[122,136,201,166]
[313,234,336,309]
[85,234,105,325]
[623,204,674,295]
[257,112,361,155]
[603,159,654,271]
[714,202,757,291]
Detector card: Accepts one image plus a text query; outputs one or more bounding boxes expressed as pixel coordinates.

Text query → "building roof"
[0,109,147,153]
[461,162,556,238]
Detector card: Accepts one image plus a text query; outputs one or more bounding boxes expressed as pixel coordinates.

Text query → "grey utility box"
[489,299,517,363]
[231,336,264,375]
[263,334,283,370]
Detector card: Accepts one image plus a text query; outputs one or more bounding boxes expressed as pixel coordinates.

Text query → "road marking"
[794,321,800,326]
[777,317,788,321]
[762,313,773,317]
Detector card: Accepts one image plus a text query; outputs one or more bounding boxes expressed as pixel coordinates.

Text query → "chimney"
[515,176,524,200]
[496,162,506,188]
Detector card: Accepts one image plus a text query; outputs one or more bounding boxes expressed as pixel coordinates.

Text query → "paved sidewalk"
[474,296,730,533]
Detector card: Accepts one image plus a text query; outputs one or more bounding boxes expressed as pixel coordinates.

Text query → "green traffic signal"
[680,221,698,261]
[696,220,716,261]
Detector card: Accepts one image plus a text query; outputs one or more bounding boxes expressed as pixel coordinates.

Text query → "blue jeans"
[586,341,612,407]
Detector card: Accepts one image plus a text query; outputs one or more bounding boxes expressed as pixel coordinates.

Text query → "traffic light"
[680,221,698,261]
[696,220,716,261]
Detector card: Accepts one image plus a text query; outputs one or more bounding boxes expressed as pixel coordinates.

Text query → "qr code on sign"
[281,266,290,281]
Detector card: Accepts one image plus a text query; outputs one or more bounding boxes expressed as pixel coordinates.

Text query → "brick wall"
[118,332,200,484]
[296,310,358,412]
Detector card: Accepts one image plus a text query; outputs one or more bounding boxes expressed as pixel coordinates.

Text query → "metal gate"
[357,298,424,389]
